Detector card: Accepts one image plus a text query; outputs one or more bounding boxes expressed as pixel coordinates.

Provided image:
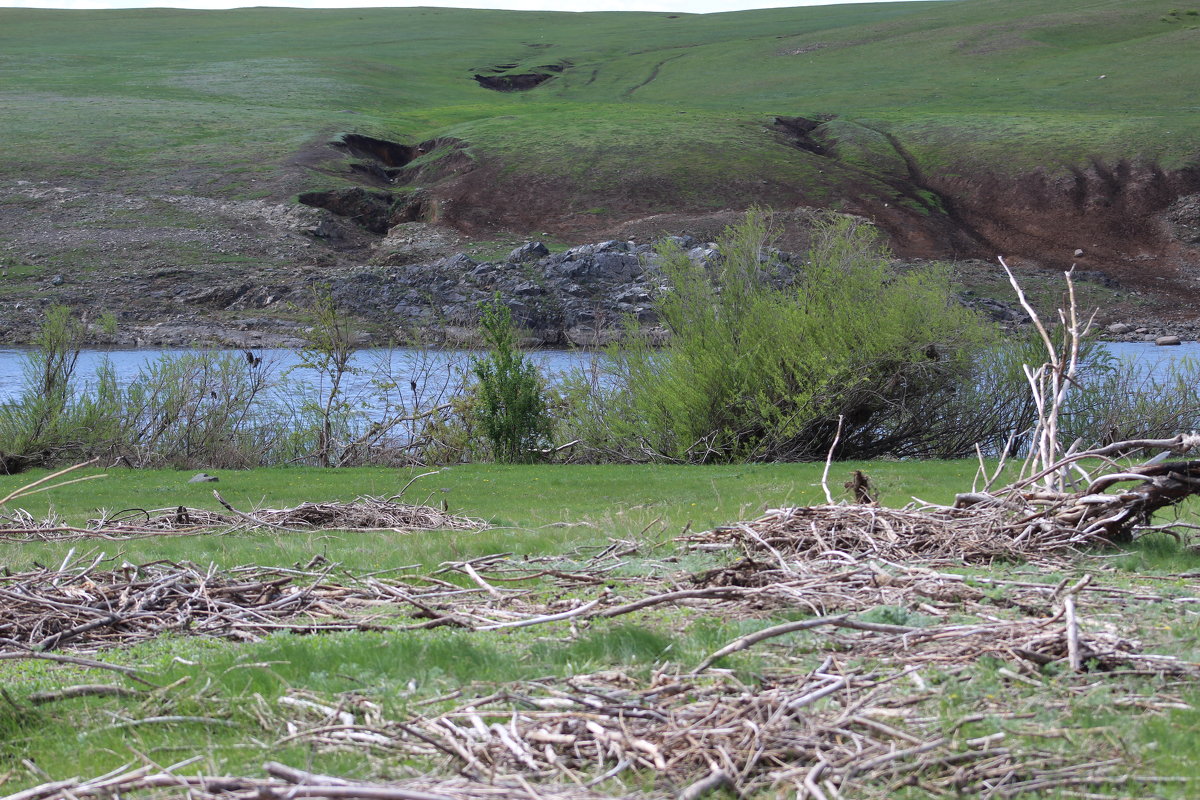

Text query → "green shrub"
[292,284,359,467]
[0,306,93,471]
[571,210,994,462]
[471,296,553,463]
[116,350,284,468]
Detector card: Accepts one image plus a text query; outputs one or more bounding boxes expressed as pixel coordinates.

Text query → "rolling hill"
[0,0,1198,340]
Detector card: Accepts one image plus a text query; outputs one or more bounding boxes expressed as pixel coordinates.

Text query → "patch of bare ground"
[4,122,1200,346]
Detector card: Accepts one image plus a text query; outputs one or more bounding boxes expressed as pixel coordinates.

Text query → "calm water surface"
[0,342,1193,411]
[0,347,602,415]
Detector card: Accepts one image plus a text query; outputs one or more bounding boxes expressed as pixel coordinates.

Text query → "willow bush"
[568,211,995,462]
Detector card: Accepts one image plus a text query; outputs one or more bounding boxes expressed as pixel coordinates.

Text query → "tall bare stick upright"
[998,257,1096,492]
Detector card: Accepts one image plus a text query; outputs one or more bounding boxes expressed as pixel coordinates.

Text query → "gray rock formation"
[330,238,676,344]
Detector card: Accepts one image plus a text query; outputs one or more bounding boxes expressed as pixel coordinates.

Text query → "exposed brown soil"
[773,114,836,156]
[333,133,417,167]
[294,126,1200,318]
[474,64,565,92]
[417,145,1200,317]
[3,119,1200,346]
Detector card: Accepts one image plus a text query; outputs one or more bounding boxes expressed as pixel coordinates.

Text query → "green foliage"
[113,351,283,468]
[292,285,359,467]
[0,306,92,471]
[471,296,553,463]
[577,211,992,462]
[1,308,294,471]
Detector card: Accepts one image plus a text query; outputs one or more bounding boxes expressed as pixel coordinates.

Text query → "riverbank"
[1,222,1193,349]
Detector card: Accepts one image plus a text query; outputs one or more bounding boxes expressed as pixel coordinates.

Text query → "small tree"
[0,306,88,471]
[471,296,552,463]
[294,284,358,467]
[582,209,993,462]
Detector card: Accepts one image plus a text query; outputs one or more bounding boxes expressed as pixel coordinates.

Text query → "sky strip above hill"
[0,0,949,12]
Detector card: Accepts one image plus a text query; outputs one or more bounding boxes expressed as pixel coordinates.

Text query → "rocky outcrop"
[328,234,845,345]
[331,238,680,345]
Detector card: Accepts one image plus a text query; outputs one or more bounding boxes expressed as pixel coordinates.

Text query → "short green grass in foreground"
[0,460,976,569]
[2,462,1200,794]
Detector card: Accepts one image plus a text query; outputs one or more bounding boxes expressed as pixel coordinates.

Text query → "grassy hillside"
[0,0,1198,332]
[1,1,1196,192]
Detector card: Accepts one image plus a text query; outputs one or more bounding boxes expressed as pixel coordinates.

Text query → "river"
[0,346,603,418]
[0,341,1193,413]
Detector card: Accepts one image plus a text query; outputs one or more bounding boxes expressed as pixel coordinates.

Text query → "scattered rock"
[1107,323,1134,335]
[1074,248,1085,257]
[1166,194,1200,244]
[373,222,466,266]
[508,241,550,263]
[188,472,219,483]
[1156,335,1182,346]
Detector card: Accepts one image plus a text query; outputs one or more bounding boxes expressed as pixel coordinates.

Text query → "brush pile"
[0,495,484,541]
[6,544,1200,799]
[688,504,1076,563]
[3,761,630,800]
[0,560,400,652]
[246,658,1182,800]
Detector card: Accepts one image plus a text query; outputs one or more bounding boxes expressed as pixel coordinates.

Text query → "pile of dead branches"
[3,761,632,800]
[247,497,482,531]
[0,494,484,542]
[689,503,1088,563]
[256,661,1174,800]
[0,559,403,652]
[4,543,1198,799]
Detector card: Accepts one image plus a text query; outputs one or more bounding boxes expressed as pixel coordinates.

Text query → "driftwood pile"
[0,494,484,542]
[270,664,1159,800]
[688,432,1200,573]
[691,504,1064,564]
[957,440,1200,545]
[4,542,1199,799]
[0,560,410,653]
[1,762,625,800]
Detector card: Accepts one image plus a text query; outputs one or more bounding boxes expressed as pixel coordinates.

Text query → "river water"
[0,346,602,415]
[0,342,1194,412]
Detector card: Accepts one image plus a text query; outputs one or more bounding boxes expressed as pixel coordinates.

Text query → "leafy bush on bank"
[563,211,994,462]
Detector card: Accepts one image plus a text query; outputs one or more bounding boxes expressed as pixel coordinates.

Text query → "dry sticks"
[4,546,1198,799]
[0,761,620,800]
[689,502,1089,564]
[252,663,1167,800]
[0,560,387,653]
[0,495,485,542]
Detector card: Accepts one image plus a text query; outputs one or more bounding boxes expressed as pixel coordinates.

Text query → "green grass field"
[1,0,1196,206]
[1,463,1200,795]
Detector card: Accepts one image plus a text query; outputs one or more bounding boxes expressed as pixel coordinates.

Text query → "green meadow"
[1,0,1197,207]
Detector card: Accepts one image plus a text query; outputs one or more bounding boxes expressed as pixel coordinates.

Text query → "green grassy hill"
[0,0,1198,312]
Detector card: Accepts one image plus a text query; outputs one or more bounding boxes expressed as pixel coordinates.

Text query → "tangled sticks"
[956,434,1200,547]
[0,494,485,542]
